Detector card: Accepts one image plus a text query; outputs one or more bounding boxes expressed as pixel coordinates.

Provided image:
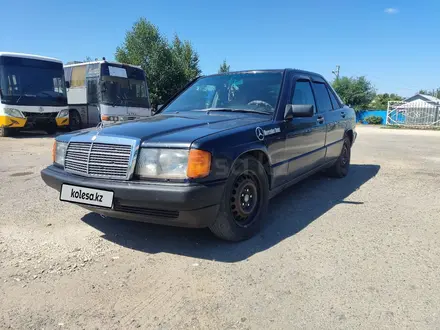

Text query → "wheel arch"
[230,148,273,188]
[345,129,354,145]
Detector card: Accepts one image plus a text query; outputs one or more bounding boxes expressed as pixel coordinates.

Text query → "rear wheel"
[326,136,351,178]
[209,156,269,241]
[69,110,82,131]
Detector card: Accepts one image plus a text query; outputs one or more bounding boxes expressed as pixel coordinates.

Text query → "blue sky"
[1,0,439,96]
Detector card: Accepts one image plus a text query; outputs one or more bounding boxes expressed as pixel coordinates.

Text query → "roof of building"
[0,52,62,64]
[405,93,440,104]
[418,94,440,103]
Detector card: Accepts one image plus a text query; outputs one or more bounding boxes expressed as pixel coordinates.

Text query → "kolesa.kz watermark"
[70,189,103,202]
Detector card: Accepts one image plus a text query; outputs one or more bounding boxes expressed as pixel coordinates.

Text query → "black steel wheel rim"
[230,173,260,227]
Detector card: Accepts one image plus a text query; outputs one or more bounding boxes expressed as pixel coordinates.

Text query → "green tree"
[369,93,403,110]
[218,60,230,73]
[332,76,376,111]
[419,88,440,99]
[115,18,201,106]
[172,35,201,82]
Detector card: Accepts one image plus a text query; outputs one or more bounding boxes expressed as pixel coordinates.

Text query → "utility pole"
[332,65,340,80]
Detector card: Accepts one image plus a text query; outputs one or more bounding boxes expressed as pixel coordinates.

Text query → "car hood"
[61,113,271,147]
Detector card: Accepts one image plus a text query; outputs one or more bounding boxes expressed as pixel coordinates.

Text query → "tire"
[69,110,82,131]
[1,127,21,137]
[327,136,351,178]
[209,156,269,241]
[0,126,10,137]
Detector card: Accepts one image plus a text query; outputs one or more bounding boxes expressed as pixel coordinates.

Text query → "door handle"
[317,116,325,124]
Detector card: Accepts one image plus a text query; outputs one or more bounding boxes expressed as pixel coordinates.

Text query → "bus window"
[70,65,86,88]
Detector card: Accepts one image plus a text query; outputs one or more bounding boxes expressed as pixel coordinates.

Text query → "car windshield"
[0,56,67,106]
[163,72,283,114]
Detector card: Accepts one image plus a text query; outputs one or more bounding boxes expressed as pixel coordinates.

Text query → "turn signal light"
[187,149,211,179]
[52,141,56,163]
[101,115,110,121]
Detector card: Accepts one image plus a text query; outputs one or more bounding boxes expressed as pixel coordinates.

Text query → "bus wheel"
[0,126,11,137]
[69,110,82,131]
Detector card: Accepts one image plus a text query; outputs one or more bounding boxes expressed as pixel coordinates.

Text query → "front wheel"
[0,126,10,137]
[69,110,82,131]
[326,136,351,178]
[209,156,269,241]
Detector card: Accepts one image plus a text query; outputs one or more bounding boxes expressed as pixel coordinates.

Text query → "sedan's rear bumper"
[41,165,225,228]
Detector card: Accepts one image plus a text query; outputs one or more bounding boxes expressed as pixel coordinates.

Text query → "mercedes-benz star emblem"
[255,127,265,141]
[91,135,97,141]
[39,107,44,113]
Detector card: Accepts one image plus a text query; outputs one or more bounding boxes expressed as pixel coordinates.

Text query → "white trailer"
[64,60,151,129]
[0,52,69,137]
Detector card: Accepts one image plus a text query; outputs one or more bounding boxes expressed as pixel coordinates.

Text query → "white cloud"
[384,8,399,14]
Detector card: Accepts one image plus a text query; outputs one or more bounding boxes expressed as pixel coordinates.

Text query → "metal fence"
[387,100,440,127]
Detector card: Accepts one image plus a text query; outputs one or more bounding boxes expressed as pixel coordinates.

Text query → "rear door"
[285,76,327,178]
[312,79,346,162]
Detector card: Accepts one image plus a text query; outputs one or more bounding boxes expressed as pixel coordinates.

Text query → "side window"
[87,79,98,103]
[328,89,341,110]
[70,65,86,88]
[313,82,333,113]
[64,67,72,86]
[292,80,316,111]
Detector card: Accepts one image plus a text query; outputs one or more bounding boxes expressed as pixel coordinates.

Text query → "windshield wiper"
[193,108,272,115]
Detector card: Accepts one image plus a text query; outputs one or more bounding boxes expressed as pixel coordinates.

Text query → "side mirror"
[284,104,314,120]
[65,81,70,89]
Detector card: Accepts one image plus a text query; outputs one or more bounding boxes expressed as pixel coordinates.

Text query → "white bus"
[64,60,151,129]
[0,52,69,137]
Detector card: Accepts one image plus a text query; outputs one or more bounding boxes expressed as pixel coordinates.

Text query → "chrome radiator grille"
[65,142,132,179]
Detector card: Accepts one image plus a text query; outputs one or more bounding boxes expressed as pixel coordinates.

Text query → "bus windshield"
[0,56,67,106]
[100,64,150,108]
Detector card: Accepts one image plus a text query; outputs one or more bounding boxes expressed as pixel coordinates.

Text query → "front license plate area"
[60,184,114,208]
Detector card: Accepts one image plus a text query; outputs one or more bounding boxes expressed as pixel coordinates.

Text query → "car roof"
[205,69,326,81]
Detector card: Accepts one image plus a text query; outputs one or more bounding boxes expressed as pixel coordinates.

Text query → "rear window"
[101,63,146,81]
[313,82,333,113]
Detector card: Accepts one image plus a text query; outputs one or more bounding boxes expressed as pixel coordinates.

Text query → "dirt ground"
[0,126,439,330]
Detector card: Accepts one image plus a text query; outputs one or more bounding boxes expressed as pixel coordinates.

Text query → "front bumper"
[0,115,27,128]
[41,165,225,228]
[56,117,69,127]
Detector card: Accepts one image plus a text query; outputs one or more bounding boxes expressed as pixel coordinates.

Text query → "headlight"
[52,141,68,166]
[135,149,211,179]
[101,115,124,122]
[57,109,69,118]
[4,108,24,118]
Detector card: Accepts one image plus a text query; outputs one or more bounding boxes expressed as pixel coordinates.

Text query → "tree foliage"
[369,93,403,110]
[218,60,230,73]
[115,18,201,106]
[419,88,440,99]
[332,76,376,111]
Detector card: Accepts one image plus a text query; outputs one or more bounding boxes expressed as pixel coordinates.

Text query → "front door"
[285,77,327,178]
[86,78,100,126]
